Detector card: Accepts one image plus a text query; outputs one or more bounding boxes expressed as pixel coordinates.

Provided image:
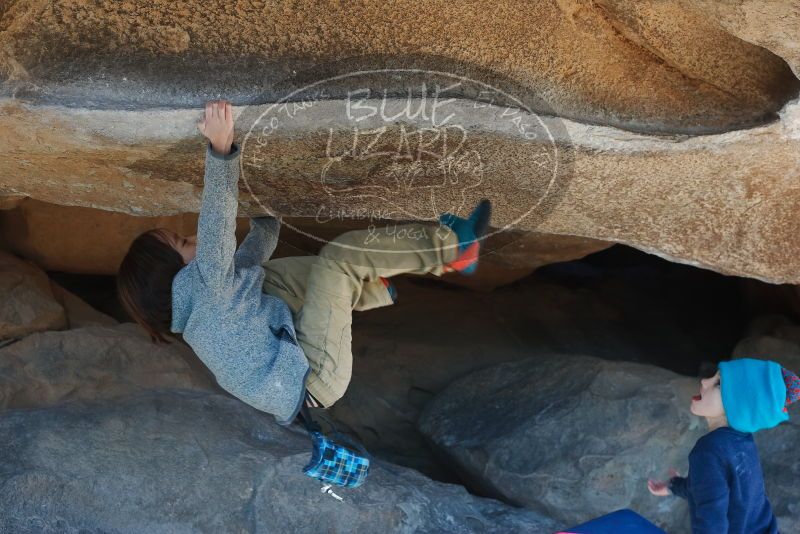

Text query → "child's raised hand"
[197,99,234,156]
[647,478,671,496]
[647,468,681,496]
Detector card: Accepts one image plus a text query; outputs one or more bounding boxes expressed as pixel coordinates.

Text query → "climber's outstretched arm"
[194,100,240,293]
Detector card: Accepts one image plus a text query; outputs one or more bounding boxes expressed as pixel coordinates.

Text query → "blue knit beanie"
[719,358,789,433]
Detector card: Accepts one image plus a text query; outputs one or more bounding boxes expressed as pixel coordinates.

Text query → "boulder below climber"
[0,323,216,410]
[0,389,562,533]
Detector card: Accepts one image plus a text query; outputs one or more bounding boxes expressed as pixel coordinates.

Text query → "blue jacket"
[669,426,779,534]
[170,141,310,425]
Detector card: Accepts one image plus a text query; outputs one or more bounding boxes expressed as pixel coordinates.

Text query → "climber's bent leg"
[261,255,398,313]
[260,256,314,314]
[301,223,459,407]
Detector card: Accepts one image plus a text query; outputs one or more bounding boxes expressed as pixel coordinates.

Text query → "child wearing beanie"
[648,358,800,534]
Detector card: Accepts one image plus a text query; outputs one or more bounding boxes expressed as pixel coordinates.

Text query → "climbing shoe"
[379,276,397,303]
[439,198,492,275]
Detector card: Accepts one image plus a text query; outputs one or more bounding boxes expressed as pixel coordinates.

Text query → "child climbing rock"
[117,99,492,425]
[647,358,799,534]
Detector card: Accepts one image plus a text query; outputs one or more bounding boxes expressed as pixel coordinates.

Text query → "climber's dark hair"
[116,228,184,344]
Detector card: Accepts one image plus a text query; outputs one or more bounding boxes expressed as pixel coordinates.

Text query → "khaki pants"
[260,222,459,408]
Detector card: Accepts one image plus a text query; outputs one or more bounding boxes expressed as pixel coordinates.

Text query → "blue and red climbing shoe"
[379,276,397,303]
[439,198,492,275]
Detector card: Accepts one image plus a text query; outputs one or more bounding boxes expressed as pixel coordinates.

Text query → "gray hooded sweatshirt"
[170,141,310,425]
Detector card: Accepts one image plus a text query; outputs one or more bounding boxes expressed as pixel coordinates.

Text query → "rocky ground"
[0,390,561,534]
[1,242,798,532]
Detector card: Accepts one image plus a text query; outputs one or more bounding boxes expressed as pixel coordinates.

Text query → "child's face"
[690,370,726,418]
[158,230,197,265]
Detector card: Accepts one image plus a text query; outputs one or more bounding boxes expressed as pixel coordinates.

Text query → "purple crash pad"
[558,509,667,534]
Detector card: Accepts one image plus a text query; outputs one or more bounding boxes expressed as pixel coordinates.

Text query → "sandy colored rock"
[2,97,800,283]
[0,197,222,274]
[0,247,117,337]
[0,0,796,133]
[0,194,25,210]
[0,197,611,290]
[0,1,798,284]
[684,0,800,77]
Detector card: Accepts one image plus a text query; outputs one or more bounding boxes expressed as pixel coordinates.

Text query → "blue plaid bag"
[300,402,370,488]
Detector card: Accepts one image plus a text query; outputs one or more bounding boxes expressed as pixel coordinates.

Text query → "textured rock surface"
[47,279,118,329]
[3,96,800,283]
[417,355,705,533]
[0,250,66,340]
[734,331,800,372]
[0,1,799,283]
[0,0,796,131]
[0,247,117,339]
[754,415,800,534]
[214,98,800,287]
[0,323,216,410]
[0,197,207,275]
[0,390,562,533]
[685,0,800,78]
[0,194,25,210]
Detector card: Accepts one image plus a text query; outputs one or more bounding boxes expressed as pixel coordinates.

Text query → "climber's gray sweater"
[170,142,309,425]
